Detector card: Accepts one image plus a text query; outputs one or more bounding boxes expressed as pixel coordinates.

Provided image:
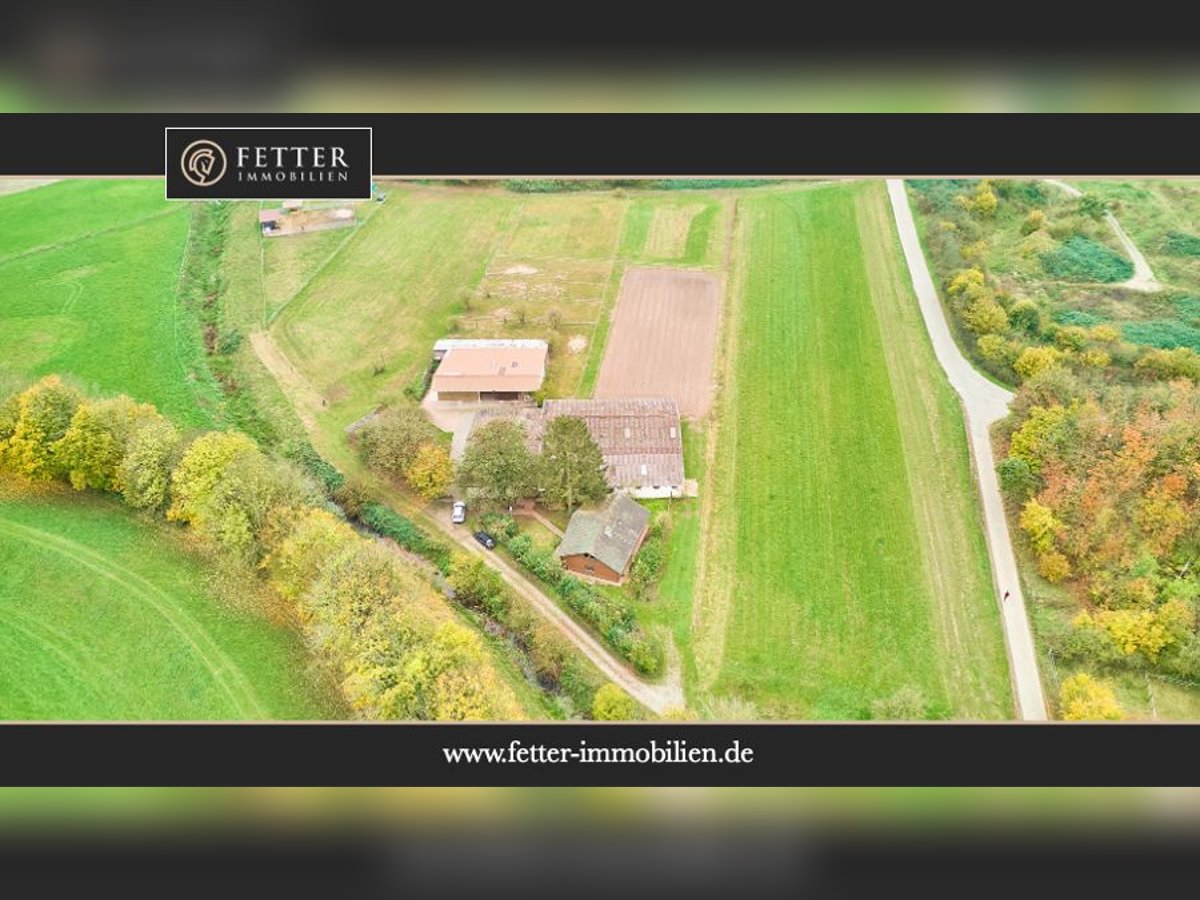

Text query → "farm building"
[258,209,282,234]
[556,493,651,584]
[429,339,548,402]
[470,397,685,498]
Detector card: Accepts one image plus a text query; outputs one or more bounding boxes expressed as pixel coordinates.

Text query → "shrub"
[332,475,376,518]
[1014,345,1067,380]
[592,683,637,720]
[1135,347,1200,381]
[1041,236,1133,283]
[1020,209,1047,235]
[997,456,1037,500]
[1009,298,1043,335]
[1161,231,1200,258]
[1058,673,1124,721]
[281,439,344,495]
[1038,550,1072,584]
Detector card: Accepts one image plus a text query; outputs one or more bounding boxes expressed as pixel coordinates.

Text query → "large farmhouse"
[556,493,651,584]
[470,397,686,498]
[429,339,548,403]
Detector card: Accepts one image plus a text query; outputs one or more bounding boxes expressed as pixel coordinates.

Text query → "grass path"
[0,492,339,720]
[0,516,267,718]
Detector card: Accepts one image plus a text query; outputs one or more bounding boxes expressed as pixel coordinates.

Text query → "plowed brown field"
[593,266,722,418]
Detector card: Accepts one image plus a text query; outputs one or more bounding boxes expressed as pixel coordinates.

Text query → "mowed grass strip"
[0,491,341,720]
[700,183,1008,719]
[854,182,1011,718]
[0,180,222,428]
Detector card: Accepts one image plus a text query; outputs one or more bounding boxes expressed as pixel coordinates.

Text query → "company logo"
[180,139,227,187]
[166,127,372,200]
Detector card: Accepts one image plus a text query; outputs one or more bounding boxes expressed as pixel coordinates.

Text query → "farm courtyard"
[0,176,1015,720]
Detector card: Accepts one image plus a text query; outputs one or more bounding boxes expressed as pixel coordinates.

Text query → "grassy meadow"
[0,488,341,719]
[0,180,223,427]
[691,181,1011,719]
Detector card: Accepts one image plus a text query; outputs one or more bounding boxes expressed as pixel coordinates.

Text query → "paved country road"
[886,179,1049,721]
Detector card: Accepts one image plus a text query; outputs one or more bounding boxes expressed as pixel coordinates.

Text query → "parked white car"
[451,501,467,525]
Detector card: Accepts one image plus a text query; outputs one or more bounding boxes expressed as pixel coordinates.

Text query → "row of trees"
[0,375,525,720]
[360,409,610,512]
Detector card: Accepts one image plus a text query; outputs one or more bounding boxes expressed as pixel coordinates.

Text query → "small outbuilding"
[556,493,651,584]
[258,209,282,234]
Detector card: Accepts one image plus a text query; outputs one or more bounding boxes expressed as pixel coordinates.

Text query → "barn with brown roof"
[429,339,548,402]
[556,492,651,584]
[469,397,685,499]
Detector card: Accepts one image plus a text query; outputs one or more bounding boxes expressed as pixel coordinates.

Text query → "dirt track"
[594,266,721,419]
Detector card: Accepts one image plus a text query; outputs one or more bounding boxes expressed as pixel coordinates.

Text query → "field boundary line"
[265,209,376,328]
[691,197,743,693]
[0,207,181,269]
[575,195,633,396]
[169,207,214,426]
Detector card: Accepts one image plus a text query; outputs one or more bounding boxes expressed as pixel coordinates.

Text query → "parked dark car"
[473,530,496,550]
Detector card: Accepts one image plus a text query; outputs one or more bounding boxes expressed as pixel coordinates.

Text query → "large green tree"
[539,415,609,510]
[359,406,439,478]
[457,420,538,507]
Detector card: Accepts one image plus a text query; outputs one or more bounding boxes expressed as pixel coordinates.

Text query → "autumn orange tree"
[998,372,1200,682]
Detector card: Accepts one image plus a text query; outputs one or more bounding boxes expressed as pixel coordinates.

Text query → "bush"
[1135,347,1200,381]
[1041,236,1134,283]
[997,456,1037,500]
[592,683,637,720]
[1160,231,1200,258]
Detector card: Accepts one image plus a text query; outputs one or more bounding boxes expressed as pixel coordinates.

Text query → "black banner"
[2,723,1198,786]
[164,126,372,199]
[0,113,1198,177]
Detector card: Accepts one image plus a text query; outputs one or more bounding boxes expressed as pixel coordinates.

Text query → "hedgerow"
[0,377,524,721]
[498,529,664,677]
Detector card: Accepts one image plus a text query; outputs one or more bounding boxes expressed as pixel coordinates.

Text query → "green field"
[691,181,1012,719]
[0,489,341,719]
[0,180,223,427]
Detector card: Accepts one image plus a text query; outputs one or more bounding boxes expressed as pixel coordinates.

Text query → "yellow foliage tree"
[1059,673,1124,721]
[405,442,455,501]
[1014,345,1067,381]
[1020,498,1062,554]
[166,431,258,525]
[948,267,986,296]
[0,375,82,481]
[54,395,162,492]
[1038,550,1071,584]
[963,296,1009,335]
[593,683,637,720]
